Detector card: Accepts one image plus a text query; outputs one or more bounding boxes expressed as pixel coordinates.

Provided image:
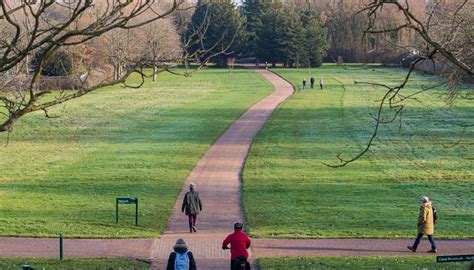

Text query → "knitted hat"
[174,239,187,249]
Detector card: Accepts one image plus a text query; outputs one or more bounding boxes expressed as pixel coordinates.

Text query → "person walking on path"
[310,77,315,89]
[166,239,197,270]
[182,183,202,233]
[302,79,307,90]
[407,196,437,253]
[319,78,324,90]
[222,222,252,270]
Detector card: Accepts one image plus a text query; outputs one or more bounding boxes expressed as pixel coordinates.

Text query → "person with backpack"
[407,196,438,253]
[166,239,197,270]
[222,222,251,270]
[182,183,202,233]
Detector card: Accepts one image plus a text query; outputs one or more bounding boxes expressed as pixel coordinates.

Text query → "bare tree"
[141,18,181,81]
[98,27,148,81]
[0,0,233,134]
[327,0,473,167]
[0,0,184,133]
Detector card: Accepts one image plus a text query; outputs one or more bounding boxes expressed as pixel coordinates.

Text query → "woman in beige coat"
[407,196,437,253]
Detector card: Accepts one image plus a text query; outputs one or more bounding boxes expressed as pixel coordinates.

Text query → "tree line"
[0,0,471,134]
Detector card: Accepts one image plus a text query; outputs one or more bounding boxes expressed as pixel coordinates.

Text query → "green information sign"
[437,254,474,263]
[116,197,138,226]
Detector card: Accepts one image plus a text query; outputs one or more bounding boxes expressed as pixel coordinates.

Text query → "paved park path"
[147,67,295,269]
[0,68,473,269]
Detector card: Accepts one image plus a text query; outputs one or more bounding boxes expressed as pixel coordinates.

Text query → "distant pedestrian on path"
[222,222,251,270]
[310,77,315,89]
[166,239,197,270]
[407,196,437,253]
[182,183,202,233]
[319,78,324,90]
[302,79,307,89]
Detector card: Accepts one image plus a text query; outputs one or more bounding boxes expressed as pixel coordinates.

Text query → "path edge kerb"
[267,68,299,93]
[240,68,296,237]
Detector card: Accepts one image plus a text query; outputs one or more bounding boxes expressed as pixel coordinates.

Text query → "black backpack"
[433,207,438,224]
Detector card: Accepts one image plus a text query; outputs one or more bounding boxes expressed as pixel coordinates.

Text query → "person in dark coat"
[302,79,307,89]
[182,183,202,233]
[310,77,315,89]
[166,239,197,270]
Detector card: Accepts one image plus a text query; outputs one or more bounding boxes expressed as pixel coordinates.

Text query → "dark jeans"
[188,214,197,230]
[413,233,437,250]
[230,259,249,270]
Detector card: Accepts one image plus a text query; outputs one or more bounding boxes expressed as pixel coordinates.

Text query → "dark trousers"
[320,84,323,89]
[230,259,249,270]
[188,214,197,230]
[413,233,437,250]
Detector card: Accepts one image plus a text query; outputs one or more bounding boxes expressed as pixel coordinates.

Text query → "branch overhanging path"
[0,68,473,269]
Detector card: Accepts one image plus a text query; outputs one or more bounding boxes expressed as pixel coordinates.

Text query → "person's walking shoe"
[192,226,197,233]
[427,249,437,253]
[407,246,416,252]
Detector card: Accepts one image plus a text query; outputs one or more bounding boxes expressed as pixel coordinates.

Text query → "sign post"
[116,197,138,226]
[59,232,64,260]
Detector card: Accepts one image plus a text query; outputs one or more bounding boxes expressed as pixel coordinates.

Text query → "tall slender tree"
[187,0,245,67]
[255,1,286,66]
[279,4,306,67]
[300,10,327,67]
[241,0,327,67]
[241,0,272,58]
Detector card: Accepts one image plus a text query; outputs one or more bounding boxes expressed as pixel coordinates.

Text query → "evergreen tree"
[187,0,245,67]
[279,4,306,67]
[301,10,327,67]
[255,1,286,66]
[241,0,272,58]
[241,0,327,67]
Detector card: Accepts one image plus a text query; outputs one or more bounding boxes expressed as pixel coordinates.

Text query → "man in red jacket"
[222,222,251,270]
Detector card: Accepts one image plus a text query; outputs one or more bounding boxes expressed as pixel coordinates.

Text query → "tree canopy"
[241,0,327,67]
[187,0,245,67]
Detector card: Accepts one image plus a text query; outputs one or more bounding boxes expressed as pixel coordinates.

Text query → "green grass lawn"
[0,258,148,270]
[243,64,473,239]
[0,68,272,238]
[258,256,472,270]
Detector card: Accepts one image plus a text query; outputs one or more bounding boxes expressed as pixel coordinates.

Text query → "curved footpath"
[0,69,473,270]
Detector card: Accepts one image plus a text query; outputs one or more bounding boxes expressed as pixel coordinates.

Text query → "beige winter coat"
[417,201,435,235]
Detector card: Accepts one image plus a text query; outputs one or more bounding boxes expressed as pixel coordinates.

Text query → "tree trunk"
[215,56,228,68]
